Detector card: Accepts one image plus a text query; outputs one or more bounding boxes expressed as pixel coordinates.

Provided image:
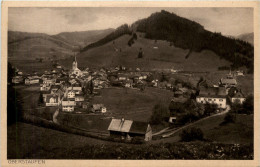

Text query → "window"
[219,99,223,102]
[208,98,212,101]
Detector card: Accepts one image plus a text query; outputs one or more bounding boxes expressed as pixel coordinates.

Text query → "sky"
[8,7,253,36]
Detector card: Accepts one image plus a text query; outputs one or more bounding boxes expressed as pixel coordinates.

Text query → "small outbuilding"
[108,118,152,141]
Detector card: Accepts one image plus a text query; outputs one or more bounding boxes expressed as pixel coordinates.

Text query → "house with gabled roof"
[228,87,246,104]
[62,99,76,112]
[108,118,152,141]
[196,87,227,109]
[45,94,59,106]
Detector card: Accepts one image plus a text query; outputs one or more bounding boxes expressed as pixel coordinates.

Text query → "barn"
[108,118,152,141]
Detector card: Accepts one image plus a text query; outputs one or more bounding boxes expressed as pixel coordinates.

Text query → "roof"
[233,91,245,98]
[62,101,76,106]
[92,104,104,110]
[50,85,61,90]
[46,94,58,101]
[129,121,149,134]
[42,90,51,94]
[221,78,237,85]
[198,87,226,98]
[171,97,187,103]
[108,119,133,132]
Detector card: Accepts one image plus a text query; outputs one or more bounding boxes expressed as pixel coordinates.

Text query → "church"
[70,54,82,77]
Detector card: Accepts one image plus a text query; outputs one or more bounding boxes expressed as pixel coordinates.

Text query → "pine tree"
[38,92,44,105]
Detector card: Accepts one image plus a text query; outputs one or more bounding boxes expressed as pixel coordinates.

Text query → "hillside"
[53,28,114,47]
[237,32,254,45]
[8,29,113,60]
[79,10,253,73]
[64,33,231,72]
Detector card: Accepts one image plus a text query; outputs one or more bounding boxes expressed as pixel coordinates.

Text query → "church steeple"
[74,53,77,62]
[72,53,77,70]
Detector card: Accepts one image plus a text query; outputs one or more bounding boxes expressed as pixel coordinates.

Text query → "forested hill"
[81,10,254,73]
[134,10,254,73]
[81,24,131,52]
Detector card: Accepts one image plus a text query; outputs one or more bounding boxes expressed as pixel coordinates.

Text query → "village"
[11,54,249,143]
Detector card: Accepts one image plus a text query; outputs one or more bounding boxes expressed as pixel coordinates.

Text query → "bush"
[221,113,235,125]
[243,95,254,114]
[150,103,170,125]
[179,127,204,142]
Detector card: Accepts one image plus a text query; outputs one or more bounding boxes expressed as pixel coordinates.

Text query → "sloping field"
[155,114,253,144]
[92,87,173,122]
[70,33,231,71]
[8,37,74,59]
[7,122,113,159]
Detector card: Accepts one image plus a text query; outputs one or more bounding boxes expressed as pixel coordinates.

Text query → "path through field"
[153,105,230,138]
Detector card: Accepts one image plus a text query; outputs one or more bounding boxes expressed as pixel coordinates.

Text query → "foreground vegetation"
[7,122,253,159]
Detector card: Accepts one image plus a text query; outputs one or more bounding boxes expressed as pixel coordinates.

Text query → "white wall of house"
[75,96,84,102]
[25,79,39,85]
[101,107,107,113]
[232,98,246,104]
[62,106,74,112]
[68,91,75,98]
[196,97,227,109]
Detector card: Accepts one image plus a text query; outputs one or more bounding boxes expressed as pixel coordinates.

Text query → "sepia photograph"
[1,1,259,166]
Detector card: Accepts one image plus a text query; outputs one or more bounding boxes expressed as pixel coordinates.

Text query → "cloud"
[8,7,253,36]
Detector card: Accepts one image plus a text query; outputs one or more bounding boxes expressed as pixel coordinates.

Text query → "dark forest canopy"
[81,24,131,52]
[81,10,254,73]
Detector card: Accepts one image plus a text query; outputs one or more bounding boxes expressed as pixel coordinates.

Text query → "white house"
[12,76,23,84]
[75,95,84,102]
[92,104,106,113]
[196,87,227,109]
[118,74,127,81]
[43,78,56,86]
[25,77,40,85]
[67,90,76,99]
[236,71,244,76]
[62,100,76,112]
[231,91,246,104]
[45,94,59,106]
[40,84,51,91]
[68,86,82,94]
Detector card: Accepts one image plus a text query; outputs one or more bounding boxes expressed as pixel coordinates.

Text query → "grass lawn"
[9,59,54,74]
[92,87,173,122]
[155,114,253,144]
[57,87,173,133]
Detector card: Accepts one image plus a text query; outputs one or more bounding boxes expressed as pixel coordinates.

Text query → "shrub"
[179,127,204,142]
[243,95,254,114]
[221,113,235,125]
[150,103,170,125]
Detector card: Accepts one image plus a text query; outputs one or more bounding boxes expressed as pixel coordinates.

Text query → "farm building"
[108,118,152,141]
[196,87,227,109]
[12,76,24,84]
[231,91,246,104]
[220,75,237,88]
[228,88,246,104]
[25,76,40,85]
[91,104,106,113]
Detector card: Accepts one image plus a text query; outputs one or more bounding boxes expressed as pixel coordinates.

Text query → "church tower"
[72,54,77,70]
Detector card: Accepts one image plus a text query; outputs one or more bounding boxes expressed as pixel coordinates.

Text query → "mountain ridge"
[79,10,253,73]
